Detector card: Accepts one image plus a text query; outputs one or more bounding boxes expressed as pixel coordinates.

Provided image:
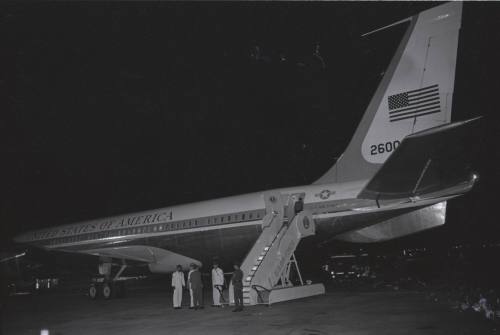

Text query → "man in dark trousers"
[189,263,204,310]
[231,262,244,312]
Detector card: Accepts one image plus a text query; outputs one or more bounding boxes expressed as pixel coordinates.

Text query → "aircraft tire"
[89,284,98,300]
[102,283,112,300]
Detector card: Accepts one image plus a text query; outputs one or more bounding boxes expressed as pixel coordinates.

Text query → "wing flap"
[358,117,480,200]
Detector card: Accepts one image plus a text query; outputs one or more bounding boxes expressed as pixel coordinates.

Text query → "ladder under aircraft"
[229,192,325,306]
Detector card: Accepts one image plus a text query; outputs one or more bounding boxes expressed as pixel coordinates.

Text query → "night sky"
[1,2,500,250]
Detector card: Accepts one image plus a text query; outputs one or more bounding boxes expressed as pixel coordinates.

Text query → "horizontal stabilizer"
[358,117,480,200]
[335,202,447,243]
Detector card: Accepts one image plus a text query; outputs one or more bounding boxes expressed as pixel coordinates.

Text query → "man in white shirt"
[211,263,225,307]
[171,265,185,309]
[187,266,195,309]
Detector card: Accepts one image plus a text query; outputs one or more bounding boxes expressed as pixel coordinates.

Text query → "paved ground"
[1,286,496,335]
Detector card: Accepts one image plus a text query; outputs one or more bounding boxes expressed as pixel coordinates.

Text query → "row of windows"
[308,201,339,214]
[44,209,265,247]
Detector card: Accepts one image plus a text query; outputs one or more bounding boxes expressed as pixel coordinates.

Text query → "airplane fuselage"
[14,178,464,269]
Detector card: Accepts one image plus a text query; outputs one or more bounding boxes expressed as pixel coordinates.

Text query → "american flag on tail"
[388,84,441,122]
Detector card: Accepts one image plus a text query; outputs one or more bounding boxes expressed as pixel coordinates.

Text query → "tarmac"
[1,285,496,335]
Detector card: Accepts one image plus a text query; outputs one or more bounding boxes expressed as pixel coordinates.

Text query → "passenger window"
[242,214,246,220]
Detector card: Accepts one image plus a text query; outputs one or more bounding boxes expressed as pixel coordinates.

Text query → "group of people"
[171,262,244,312]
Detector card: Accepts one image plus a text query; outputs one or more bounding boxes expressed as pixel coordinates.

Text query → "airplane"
[13,2,479,302]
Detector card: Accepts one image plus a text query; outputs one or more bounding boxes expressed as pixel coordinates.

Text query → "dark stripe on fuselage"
[55,203,422,268]
[32,198,357,250]
[37,208,266,249]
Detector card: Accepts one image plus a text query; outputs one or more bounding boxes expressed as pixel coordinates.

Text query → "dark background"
[1,2,499,251]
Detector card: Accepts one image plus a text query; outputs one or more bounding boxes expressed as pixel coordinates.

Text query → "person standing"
[231,262,244,312]
[187,266,195,309]
[189,263,204,310]
[211,263,225,307]
[171,265,185,309]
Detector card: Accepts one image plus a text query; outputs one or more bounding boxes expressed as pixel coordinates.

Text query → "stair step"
[239,194,306,304]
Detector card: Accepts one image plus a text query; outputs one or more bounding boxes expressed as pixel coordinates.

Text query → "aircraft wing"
[358,117,480,200]
[79,245,201,273]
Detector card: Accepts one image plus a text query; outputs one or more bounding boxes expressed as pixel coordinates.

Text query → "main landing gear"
[89,280,127,300]
[89,262,128,300]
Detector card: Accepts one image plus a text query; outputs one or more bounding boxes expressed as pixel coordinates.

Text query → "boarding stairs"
[230,192,325,306]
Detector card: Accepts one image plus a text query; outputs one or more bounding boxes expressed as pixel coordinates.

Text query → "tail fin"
[314,2,462,185]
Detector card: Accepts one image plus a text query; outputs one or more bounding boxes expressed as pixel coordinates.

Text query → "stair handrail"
[214,284,227,304]
[251,284,272,304]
